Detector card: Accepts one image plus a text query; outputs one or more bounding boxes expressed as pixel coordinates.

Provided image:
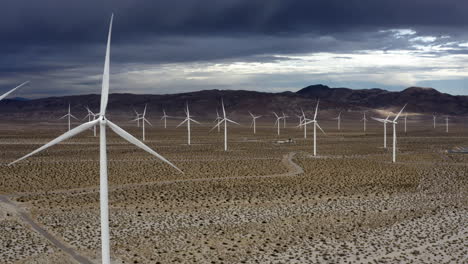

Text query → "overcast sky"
[2,0,468,98]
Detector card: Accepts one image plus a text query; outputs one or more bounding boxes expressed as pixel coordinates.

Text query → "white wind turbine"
[9,15,182,264]
[133,104,152,141]
[211,99,239,151]
[362,112,368,132]
[372,113,391,149]
[273,112,284,136]
[161,109,171,129]
[177,103,200,145]
[133,109,142,127]
[249,111,261,134]
[296,114,304,130]
[302,100,326,156]
[282,112,289,128]
[298,108,311,139]
[213,109,222,133]
[0,81,29,101]
[388,104,407,163]
[83,106,98,137]
[333,111,342,130]
[59,103,78,131]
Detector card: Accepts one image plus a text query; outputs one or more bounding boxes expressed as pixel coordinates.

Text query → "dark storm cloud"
[2,0,468,96]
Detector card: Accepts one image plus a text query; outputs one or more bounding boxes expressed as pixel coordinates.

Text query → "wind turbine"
[372,113,391,149]
[83,106,98,137]
[177,103,200,145]
[303,100,326,156]
[0,81,29,101]
[433,113,437,129]
[361,112,368,132]
[298,108,311,139]
[161,109,171,129]
[333,111,342,130]
[388,104,407,163]
[296,114,304,130]
[282,112,289,128]
[9,15,182,264]
[212,99,240,151]
[213,109,222,133]
[134,104,152,141]
[273,112,284,136]
[133,109,142,127]
[249,111,261,134]
[59,104,78,131]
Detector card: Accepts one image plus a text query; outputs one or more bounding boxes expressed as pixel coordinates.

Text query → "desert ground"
[0,118,467,263]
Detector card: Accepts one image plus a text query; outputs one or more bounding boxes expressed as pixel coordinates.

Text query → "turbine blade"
[371,117,387,123]
[176,119,188,128]
[189,118,201,125]
[0,81,29,101]
[226,118,240,125]
[9,119,99,166]
[99,14,113,116]
[210,120,223,132]
[314,100,320,120]
[145,118,152,126]
[385,113,391,121]
[393,104,407,121]
[58,114,68,120]
[316,122,326,135]
[221,99,226,118]
[107,120,183,173]
[70,114,79,120]
[143,104,147,116]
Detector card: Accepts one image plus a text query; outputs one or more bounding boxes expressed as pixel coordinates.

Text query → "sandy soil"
[0,120,466,263]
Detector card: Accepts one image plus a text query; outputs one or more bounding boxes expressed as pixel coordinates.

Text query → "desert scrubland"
[0,120,466,263]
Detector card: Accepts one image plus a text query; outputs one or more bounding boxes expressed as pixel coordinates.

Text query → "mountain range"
[0,84,466,120]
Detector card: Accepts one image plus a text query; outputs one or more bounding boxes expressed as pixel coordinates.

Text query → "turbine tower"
[333,111,342,130]
[177,103,200,145]
[212,99,240,151]
[303,100,326,156]
[433,113,437,129]
[273,112,284,136]
[0,81,29,101]
[388,104,407,163]
[445,116,449,133]
[9,15,183,264]
[372,113,391,148]
[59,103,78,131]
[249,111,261,134]
[134,104,152,141]
[161,109,171,129]
[362,112,368,132]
